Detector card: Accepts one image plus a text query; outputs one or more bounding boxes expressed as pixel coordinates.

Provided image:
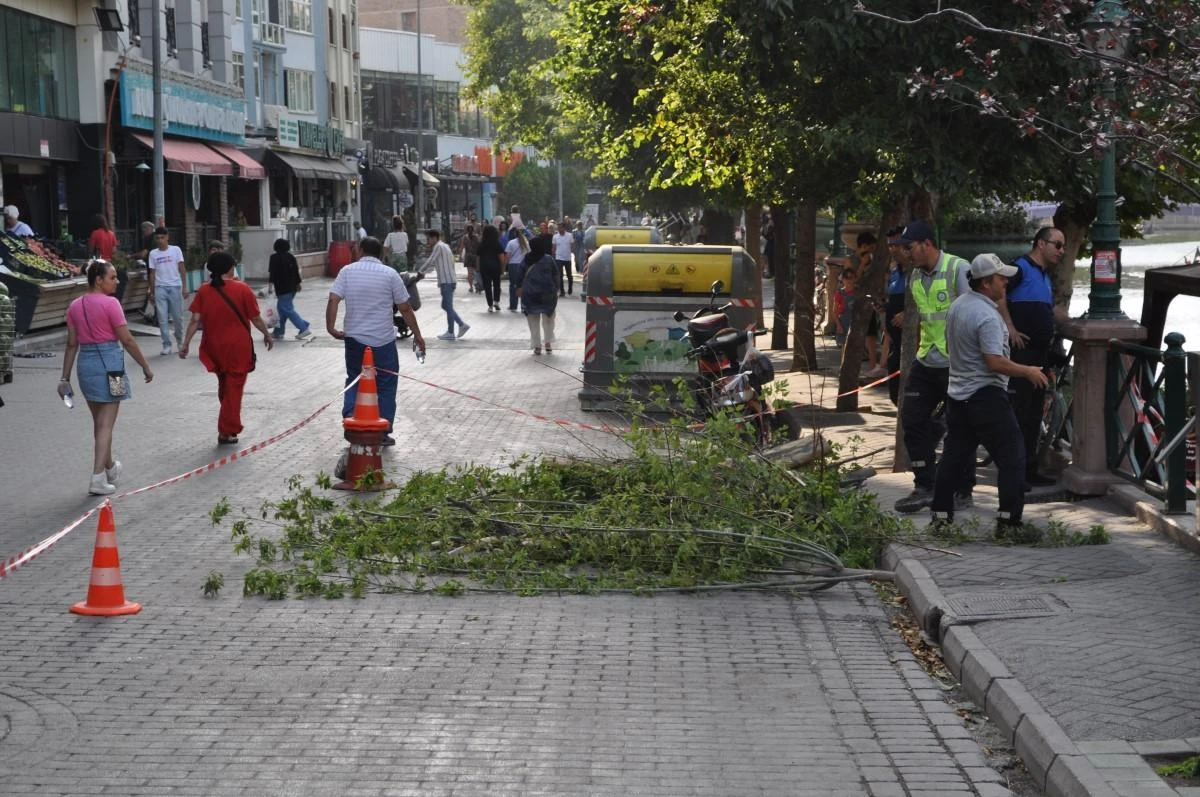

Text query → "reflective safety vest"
[911,251,967,360]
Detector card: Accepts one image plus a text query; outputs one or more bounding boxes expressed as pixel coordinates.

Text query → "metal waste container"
[580,226,662,297]
[579,244,760,410]
[0,281,13,384]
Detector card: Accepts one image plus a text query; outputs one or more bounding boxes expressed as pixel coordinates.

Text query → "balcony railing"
[259,21,285,47]
[285,220,327,255]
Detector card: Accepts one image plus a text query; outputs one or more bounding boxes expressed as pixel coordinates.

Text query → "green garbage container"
[578,244,760,410]
[0,281,14,384]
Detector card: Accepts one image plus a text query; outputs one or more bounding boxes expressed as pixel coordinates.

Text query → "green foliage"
[202,571,224,598]
[499,160,590,221]
[213,395,906,599]
[1156,755,1200,779]
[944,201,1033,237]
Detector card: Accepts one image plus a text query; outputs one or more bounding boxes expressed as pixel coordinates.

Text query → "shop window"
[0,7,79,119]
[284,68,314,112]
[286,0,311,33]
[435,81,459,135]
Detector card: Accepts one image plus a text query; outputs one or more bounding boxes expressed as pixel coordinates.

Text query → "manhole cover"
[943,593,1058,620]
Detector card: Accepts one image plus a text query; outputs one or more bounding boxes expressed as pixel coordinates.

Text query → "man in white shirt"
[424,229,469,341]
[326,237,425,445]
[3,205,34,237]
[552,222,574,297]
[147,226,188,355]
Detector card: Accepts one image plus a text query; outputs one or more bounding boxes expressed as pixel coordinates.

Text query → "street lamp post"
[1083,0,1131,320]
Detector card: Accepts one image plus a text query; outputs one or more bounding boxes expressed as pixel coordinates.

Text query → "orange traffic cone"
[335,346,394,491]
[70,502,141,616]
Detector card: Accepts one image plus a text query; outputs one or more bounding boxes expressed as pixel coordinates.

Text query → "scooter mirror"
[710,280,725,295]
[672,311,687,322]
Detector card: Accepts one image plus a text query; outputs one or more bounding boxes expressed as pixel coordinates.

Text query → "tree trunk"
[770,206,793,352]
[791,204,818,370]
[743,203,765,330]
[835,210,900,411]
[1053,201,1096,315]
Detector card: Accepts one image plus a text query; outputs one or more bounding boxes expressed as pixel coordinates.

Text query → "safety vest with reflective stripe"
[911,251,967,360]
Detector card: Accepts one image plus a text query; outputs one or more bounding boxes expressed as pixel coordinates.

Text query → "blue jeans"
[342,336,399,431]
[155,284,184,348]
[440,283,465,332]
[274,292,310,337]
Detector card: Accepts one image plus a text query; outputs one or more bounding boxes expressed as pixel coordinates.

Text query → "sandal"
[533,348,542,356]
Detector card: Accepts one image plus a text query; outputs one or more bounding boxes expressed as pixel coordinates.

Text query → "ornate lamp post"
[1083,0,1131,319]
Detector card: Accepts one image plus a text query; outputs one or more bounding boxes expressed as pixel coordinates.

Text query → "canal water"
[1067,238,1200,349]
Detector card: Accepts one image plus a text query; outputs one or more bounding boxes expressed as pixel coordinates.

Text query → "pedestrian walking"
[268,238,315,341]
[460,224,480,293]
[997,226,1066,488]
[178,252,275,446]
[147,226,188,356]
[893,221,974,514]
[382,216,409,272]
[931,254,1050,536]
[326,237,424,446]
[503,228,530,312]
[426,229,469,341]
[552,221,574,296]
[60,259,154,495]
[520,237,559,355]
[88,215,118,261]
[476,224,505,312]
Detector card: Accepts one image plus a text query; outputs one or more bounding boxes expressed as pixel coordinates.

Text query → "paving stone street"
[2,265,1199,796]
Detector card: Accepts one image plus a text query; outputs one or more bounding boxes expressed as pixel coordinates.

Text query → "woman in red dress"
[178,252,274,445]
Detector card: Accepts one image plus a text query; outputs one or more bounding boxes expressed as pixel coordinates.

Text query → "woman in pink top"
[60,260,154,495]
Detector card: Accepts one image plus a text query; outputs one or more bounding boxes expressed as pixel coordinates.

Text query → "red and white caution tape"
[836,370,900,398]
[0,376,360,583]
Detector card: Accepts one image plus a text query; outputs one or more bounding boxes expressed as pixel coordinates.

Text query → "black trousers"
[901,360,949,490]
[1009,344,1048,478]
[555,260,573,294]
[932,386,1026,522]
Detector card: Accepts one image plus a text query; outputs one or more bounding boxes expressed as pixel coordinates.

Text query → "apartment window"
[400,11,415,32]
[341,12,349,49]
[165,7,176,53]
[327,8,335,43]
[284,68,314,112]
[232,52,243,88]
[286,0,311,32]
[344,86,352,122]
[201,22,210,65]
[330,81,338,118]
[127,0,140,39]
[435,81,459,135]
[0,6,79,119]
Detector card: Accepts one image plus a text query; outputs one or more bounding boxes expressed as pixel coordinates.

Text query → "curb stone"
[887,543,1123,797]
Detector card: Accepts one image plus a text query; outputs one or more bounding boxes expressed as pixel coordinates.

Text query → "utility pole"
[557,160,563,221]
[151,0,165,224]
[415,0,424,233]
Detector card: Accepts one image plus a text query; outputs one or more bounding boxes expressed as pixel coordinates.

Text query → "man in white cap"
[930,253,1049,537]
[3,206,34,237]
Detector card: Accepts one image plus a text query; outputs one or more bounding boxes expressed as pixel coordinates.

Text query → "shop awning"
[207,143,266,179]
[403,164,440,185]
[133,133,234,176]
[267,149,357,181]
[365,165,403,192]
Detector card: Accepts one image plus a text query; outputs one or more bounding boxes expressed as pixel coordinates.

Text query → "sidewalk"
[777,303,1200,797]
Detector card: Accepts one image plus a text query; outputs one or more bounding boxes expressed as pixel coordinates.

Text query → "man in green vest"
[894,221,974,513]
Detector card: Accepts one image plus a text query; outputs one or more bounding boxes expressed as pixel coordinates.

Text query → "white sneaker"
[161,344,172,356]
[105,460,122,485]
[457,323,470,339]
[864,366,887,379]
[88,473,116,496]
[296,329,315,342]
[437,331,456,341]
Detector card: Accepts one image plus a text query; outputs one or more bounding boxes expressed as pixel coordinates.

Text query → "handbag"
[212,284,257,372]
[80,297,129,397]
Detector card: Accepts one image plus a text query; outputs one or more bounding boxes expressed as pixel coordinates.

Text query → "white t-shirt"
[552,232,573,261]
[383,231,408,255]
[504,236,529,265]
[148,245,184,287]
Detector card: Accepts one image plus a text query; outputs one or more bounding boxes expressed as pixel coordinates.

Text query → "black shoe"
[895,487,934,514]
[381,434,396,447]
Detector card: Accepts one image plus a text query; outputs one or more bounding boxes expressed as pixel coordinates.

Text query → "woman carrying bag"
[60,259,154,495]
[520,237,559,355]
[179,252,274,445]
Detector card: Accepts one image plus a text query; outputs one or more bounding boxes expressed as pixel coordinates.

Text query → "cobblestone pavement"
[0,271,1011,795]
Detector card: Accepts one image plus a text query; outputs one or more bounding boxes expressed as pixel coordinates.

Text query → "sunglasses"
[1044,240,1065,250]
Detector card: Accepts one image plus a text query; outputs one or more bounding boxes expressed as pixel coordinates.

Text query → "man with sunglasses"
[894,221,973,513]
[997,226,1065,488]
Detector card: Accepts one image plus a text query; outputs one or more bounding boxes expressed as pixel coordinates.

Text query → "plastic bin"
[328,241,353,278]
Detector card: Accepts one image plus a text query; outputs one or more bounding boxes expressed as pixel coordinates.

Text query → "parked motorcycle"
[673,280,776,439]
[394,270,425,339]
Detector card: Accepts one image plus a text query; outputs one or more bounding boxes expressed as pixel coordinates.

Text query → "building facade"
[357,0,466,45]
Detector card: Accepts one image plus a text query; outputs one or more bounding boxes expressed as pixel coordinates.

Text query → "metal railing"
[1106,333,1193,513]
[285,220,328,254]
[260,21,285,47]
[331,220,352,242]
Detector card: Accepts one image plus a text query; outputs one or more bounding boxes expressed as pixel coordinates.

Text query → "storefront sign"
[374,149,400,168]
[277,115,344,158]
[120,71,246,145]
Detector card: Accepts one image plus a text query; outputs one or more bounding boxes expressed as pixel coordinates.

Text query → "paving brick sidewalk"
[0,269,1016,796]
[774,309,1200,796]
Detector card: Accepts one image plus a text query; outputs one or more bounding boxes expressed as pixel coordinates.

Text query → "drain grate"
[943,593,1058,620]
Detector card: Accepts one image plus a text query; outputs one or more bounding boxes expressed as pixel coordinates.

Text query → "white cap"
[3,205,17,219]
[969,253,1018,279]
